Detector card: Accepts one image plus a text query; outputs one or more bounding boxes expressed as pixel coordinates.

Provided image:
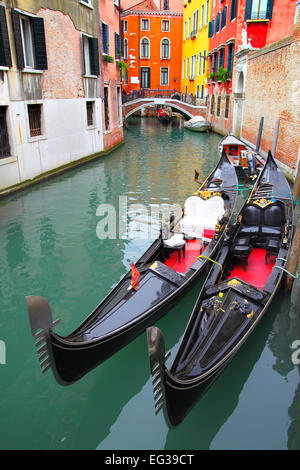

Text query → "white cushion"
[163,233,185,248]
[180,195,225,238]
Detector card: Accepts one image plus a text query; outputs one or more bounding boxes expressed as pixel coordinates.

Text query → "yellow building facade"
[181,0,212,101]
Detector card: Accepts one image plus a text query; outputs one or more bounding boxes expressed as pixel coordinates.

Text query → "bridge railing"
[122,89,208,107]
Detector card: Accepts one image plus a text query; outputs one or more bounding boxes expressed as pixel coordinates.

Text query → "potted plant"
[103,54,114,63]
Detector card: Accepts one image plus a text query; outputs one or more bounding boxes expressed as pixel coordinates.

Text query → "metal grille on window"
[28,104,42,137]
[0,106,10,159]
[86,101,94,126]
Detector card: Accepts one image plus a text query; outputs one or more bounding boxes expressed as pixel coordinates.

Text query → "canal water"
[0,116,299,450]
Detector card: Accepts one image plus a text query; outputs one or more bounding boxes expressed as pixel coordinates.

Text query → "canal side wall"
[240,17,300,182]
[0,2,105,193]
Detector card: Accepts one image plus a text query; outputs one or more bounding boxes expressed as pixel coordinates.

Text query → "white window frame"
[202,49,206,74]
[198,53,201,76]
[192,10,199,33]
[161,19,170,32]
[201,4,204,29]
[19,14,35,69]
[123,20,128,32]
[82,33,95,76]
[186,57,189,78]
[140,36,150,59]
[206,0,209,25]
[141,18,150,31]
[160,37,170,59]
[182,59,185,79]
[188,17,191,37]
[184,21,187,40]
[160,67,169,86]
[123,38,128,59]
[190,55,196,79]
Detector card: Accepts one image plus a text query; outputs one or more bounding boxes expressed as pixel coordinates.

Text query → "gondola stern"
[26,295,63,383]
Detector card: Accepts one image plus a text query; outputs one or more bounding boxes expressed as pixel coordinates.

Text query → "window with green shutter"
[11,9,47,70]
[0,6,12,67]
[230,0,237,21]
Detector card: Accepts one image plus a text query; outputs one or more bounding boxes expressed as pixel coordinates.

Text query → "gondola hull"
[147,151,295,427]
[26,151,237,385]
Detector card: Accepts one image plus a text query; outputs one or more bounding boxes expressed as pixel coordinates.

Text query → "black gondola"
[26,150,238,385]
[147,151,295,428]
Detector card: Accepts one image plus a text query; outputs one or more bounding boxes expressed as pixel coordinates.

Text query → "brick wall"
[38,9,84,100]
[241,21,300,178]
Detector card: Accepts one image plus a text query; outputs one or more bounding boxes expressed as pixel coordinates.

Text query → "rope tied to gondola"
[196,254,223,277]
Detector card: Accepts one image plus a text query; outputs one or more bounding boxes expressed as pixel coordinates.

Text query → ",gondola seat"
[180,195,225,239]
[261,204,285,238]
[230,237,253,272]
[265,238,281,264]
[239,205,261,236]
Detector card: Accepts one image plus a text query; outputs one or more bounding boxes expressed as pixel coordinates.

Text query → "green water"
[0,117,299,450]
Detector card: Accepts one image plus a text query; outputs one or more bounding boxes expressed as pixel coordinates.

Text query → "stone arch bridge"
[122,91,208,122]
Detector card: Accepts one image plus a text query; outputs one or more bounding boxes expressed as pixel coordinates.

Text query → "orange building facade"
[121,0,183,94]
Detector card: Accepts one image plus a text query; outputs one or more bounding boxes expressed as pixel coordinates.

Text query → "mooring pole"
[272,119,280,156]
[256,117,264,153]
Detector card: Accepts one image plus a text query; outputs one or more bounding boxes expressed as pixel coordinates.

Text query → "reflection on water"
[0,116,299,449]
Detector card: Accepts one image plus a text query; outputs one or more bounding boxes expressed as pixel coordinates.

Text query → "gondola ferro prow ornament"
[26,295,60,378]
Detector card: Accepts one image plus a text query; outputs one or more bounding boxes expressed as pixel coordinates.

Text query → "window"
[196,85,199,98]
[82,34,99,76]
[225,95,230,118]
[11,10,47,70]
[198,53,201,76]
[230,0,237,20]
[161,38,170,59]
[0,6,12,67]
[117,87,122,125]
[124,38,128,59]
[115,32,121,60]
[86,101,94,126]
[140,37,150,58]
[219,48,224,69]
[192,10,199,34]
[28,104,42,137]
[221,6,227,28]
[161,67,168,85]
[182,59,185,79]
[206,0,209,24]
[123,20,127,32]
[210,94,215,114]
[0,106,10,159]
[141,67,150,88]
[186,58,189,78]
[202,50,206,74]
[227,42,234,74]
[208,19,214,37]
[163,0,169,10]
[190,55,196,79]
[188,17,191,37]
[201,5,204,29]
[245,0,273,20]
[103,87,110,131]
[201,84,204,98]
[101,22,109,54]
[141,19,149,31]
[213,52,218,73]
[215,12,221,33]
[216,96,221,116]
[162,20,170,31]
[184,21,187,40]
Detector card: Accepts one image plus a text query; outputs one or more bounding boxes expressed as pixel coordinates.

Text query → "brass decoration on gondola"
[253,198,273,208]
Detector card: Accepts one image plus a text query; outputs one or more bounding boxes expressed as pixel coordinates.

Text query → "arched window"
[124,38,128,59]
[161,38,170,59]
[210,94,215,115]
[140,37,150,58]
